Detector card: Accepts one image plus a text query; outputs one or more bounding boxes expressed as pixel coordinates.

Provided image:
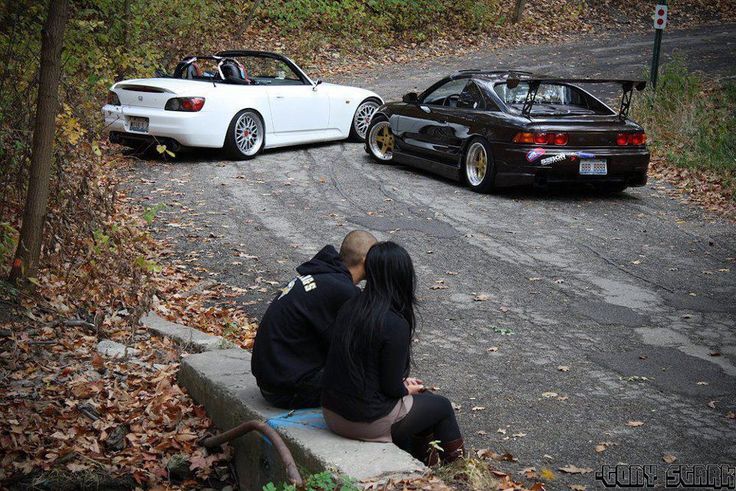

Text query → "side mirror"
[313,79,323,91]
[402,92,418,103]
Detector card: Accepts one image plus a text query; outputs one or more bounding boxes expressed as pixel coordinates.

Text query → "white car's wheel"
[366,117,394,163]
[225,109,265,160]
[350,98,381,141]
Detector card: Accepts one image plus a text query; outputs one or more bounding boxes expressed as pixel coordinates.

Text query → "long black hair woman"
[321,241,464,465]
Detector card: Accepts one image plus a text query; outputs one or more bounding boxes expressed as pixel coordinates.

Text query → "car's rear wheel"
[463,138,495,193]
[224,109,264,160]
[366,116,395,163]
[350,98,381,141]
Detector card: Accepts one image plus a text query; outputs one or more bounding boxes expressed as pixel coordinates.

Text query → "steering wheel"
[444,94,461,107]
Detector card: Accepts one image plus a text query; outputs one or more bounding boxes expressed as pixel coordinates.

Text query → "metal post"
[650,0,667,89]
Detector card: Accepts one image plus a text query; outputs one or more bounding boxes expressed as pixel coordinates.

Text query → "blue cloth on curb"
[257,409,328,447]
[266,409,328,431]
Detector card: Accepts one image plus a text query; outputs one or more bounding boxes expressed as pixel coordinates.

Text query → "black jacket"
[251,246,359,392]
[322,307,411,422]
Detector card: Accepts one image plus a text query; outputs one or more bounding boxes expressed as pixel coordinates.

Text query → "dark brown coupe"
[365,70,650,193]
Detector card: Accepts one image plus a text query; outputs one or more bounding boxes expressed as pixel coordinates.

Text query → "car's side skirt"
[393,149,461,181]
[264,129,347,149]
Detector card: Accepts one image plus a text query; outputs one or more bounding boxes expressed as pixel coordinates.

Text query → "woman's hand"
[404,377,425,394]
[404,377,423,386]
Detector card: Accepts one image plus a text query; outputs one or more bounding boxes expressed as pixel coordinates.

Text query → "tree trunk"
[512,0,526,23]
[236,0,264,39]
[9,0,69,285]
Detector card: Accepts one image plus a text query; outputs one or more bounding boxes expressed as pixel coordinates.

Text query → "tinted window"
[489,81,613,115]
[422,79,469,105]
[458,81,486,110]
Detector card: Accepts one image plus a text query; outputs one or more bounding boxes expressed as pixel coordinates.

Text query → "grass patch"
[632,60,736,198]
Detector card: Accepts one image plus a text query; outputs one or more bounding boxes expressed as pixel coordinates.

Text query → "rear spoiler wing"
[506,77,647,119]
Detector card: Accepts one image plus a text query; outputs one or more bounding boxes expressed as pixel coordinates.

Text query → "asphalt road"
[127,24,736,489]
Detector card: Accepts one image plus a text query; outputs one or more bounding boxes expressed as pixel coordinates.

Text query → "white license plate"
[128,117,149,133]
[579,159,607,176]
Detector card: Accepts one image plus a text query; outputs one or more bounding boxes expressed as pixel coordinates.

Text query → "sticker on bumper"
[526,147,546,162]
[540,153,567,165]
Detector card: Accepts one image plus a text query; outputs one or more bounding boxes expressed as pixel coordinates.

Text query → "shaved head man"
[252,231,377,409]
[340,230,377,284]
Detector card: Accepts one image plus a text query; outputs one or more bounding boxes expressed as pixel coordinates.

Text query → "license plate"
[128,117,149,133]
[579,159,607,176]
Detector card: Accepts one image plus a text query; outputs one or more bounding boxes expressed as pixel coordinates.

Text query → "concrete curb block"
[141,312,232,352]
[179,348,426,490]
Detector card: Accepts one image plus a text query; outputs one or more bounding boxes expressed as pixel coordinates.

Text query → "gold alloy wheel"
[466,141,487,186]
[369,121,394,161]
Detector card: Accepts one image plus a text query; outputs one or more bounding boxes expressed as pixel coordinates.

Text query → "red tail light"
[514,132,568,145]
[617,132,647,146]
[630,132,646,145]
[165,97,205,112]
[107,91,120,106]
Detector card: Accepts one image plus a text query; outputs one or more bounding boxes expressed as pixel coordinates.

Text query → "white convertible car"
[102,50,383,159]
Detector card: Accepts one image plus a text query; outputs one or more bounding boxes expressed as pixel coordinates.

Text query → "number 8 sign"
[653,4,668,30]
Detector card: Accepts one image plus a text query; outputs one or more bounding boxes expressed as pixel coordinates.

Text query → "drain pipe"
[201,420,303,487]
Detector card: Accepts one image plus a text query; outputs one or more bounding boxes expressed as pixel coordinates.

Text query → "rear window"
[488,81,613,115]
[493,82,578,105]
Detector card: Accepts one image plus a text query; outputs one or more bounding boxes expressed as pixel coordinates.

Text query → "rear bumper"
[101,104,225,148]
[493,144,650,188]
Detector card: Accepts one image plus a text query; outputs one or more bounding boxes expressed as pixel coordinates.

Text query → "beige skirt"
[322,395,414,443]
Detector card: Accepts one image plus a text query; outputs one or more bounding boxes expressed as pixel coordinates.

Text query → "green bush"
[632,60,736,192]
[263,470,359,491]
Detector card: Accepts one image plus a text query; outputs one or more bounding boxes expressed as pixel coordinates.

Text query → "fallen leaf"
[471,406,486,411]
[539,468,556,481]
[594,444,607,453]
[663,454,677,464]
[542,392,559,398]
[707,400,717,409]
[626,420,644,427]
[473,293,490,301]
[558,365,570,372]
[696,381,709,385]
[487,346,499,352]
[569,485,587,491]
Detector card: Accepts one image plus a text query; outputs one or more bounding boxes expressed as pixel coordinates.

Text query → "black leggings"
[390,392,461,451]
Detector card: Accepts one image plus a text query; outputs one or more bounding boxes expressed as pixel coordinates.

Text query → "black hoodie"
[251,245,359,392]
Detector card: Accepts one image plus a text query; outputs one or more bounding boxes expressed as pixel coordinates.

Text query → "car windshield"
[234,56,305,85]
[488,81,608,115]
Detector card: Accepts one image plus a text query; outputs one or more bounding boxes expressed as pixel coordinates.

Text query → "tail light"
[107,91,120,106]
[630,132,647,145]
[513,132,568,145]
[165,97,205,112]
[617,132,647,146]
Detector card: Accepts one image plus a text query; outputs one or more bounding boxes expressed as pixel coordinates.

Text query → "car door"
[250,57,330,134]
[267,84,330,134]
[395,78,471,163]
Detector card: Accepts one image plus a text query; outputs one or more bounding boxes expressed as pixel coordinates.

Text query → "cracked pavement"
[125,23,736,489]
